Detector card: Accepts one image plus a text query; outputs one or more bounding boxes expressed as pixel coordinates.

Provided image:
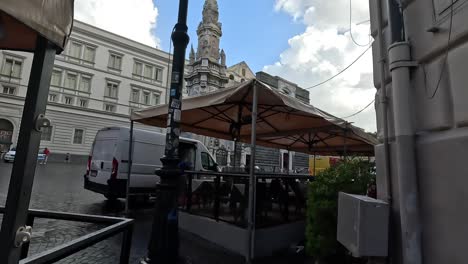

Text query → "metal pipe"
[0,36,57,263]
[387,0,405,43]
[388,42,422,264]
[247,82,258,262]
[125,120,135,216]
[120,224,134,264]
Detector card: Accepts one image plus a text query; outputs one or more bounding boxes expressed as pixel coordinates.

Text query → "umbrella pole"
[125,120,134,216]
[247,82,258,262]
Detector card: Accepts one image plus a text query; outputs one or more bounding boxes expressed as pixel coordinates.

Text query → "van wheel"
[104,194,117,201]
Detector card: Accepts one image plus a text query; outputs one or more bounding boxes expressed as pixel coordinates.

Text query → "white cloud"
[74,0,160,48]
[266,0,376,132]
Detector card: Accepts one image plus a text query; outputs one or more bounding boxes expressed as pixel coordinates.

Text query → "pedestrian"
[65,153,71,163]
[42,147,50,165]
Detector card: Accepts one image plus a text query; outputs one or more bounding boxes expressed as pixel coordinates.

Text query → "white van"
[84,127,218,200]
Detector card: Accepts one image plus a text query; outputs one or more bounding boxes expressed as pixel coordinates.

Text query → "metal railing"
[178,171,313,228]
[0,207,134,264]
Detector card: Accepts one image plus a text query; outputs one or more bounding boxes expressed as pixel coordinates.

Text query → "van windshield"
[92,139,116,161]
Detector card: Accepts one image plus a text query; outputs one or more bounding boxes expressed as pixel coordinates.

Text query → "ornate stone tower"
[185,0,229,96]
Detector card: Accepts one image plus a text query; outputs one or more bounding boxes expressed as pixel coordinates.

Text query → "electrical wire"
[340,99,375,119]
[305,44,372,90]
[349,0,372,47]
[424,0,454,99]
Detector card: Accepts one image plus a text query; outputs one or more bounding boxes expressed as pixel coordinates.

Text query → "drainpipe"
[389,42,422,264]
[386,0,423,263]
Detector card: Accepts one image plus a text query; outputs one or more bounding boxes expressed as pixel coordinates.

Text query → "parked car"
[84,127,219,200]
[3,148,46,163]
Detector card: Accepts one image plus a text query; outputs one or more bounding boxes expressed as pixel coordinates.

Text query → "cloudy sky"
[74,0,377,132]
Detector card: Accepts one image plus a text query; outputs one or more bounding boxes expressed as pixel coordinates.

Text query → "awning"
[0,0,74,51]
[132,80,378,156]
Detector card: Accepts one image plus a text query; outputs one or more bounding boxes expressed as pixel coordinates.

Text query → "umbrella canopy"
[132,80,378,156]
[0,0,74,51]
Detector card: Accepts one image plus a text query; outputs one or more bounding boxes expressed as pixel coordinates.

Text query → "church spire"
[196,0,222,61]
[189,45,195,63]
[203,0,219,24]
[185,0,228,96]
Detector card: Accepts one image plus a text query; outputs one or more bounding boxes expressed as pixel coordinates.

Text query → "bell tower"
[185,0,229,96]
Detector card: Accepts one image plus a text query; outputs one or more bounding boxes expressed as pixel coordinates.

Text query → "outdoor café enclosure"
[131,79,377,259]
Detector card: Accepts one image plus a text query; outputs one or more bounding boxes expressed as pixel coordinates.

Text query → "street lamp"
[142,0,189,263]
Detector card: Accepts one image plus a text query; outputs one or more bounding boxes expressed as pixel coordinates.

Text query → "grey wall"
[370,0,468,263]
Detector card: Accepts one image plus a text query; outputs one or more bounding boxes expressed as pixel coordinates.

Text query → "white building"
[0,20,169,161]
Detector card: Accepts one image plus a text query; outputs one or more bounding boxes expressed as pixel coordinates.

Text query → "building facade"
[0,20,168,161]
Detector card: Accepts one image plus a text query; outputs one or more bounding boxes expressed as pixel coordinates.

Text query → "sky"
[74,0,377,132]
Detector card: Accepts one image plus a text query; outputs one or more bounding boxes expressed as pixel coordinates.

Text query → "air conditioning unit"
[337,192,389,258]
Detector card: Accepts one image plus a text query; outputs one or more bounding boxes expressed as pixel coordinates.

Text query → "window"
[105,82,119,98]
[48,94,57,102]
[242,68,246,77]
[2,86,16,95]
[143,91,150,105]
[153,93,160,105]
[79,76,91,92]
[133,62,143,76]
[108,53,122,70]
[70,42,82,59]
[155,68,163,81]
[131,89,140,103]
[104,104,116,113]
[229,75,234,80]
[83,46,96,62]
[2,58,22,78]
[79,99,88,108]
[201,152,216,170]
[73,129,84,144]
[241,79,245,83]
[41,126,53,141]
[51,70,62,86]
[64,73,77,89]
[64,96,74,105]
[144,65,153,79]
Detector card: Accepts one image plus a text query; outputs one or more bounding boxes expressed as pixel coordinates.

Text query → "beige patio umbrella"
[0,0,74,51]
[131,79,377,156]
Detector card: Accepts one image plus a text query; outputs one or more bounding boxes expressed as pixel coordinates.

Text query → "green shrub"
[305,160,375,263]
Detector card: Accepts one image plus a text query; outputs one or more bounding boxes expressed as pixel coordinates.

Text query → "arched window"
[229,74,234,80]
[241,79,245,83]
[242,68,246,77]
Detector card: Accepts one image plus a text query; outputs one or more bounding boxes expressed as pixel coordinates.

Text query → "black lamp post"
[143,0,189,263]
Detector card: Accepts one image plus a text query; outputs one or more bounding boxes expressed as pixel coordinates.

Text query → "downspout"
[386,0,423,263]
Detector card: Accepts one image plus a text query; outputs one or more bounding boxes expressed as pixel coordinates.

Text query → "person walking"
[42,147,50,165]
